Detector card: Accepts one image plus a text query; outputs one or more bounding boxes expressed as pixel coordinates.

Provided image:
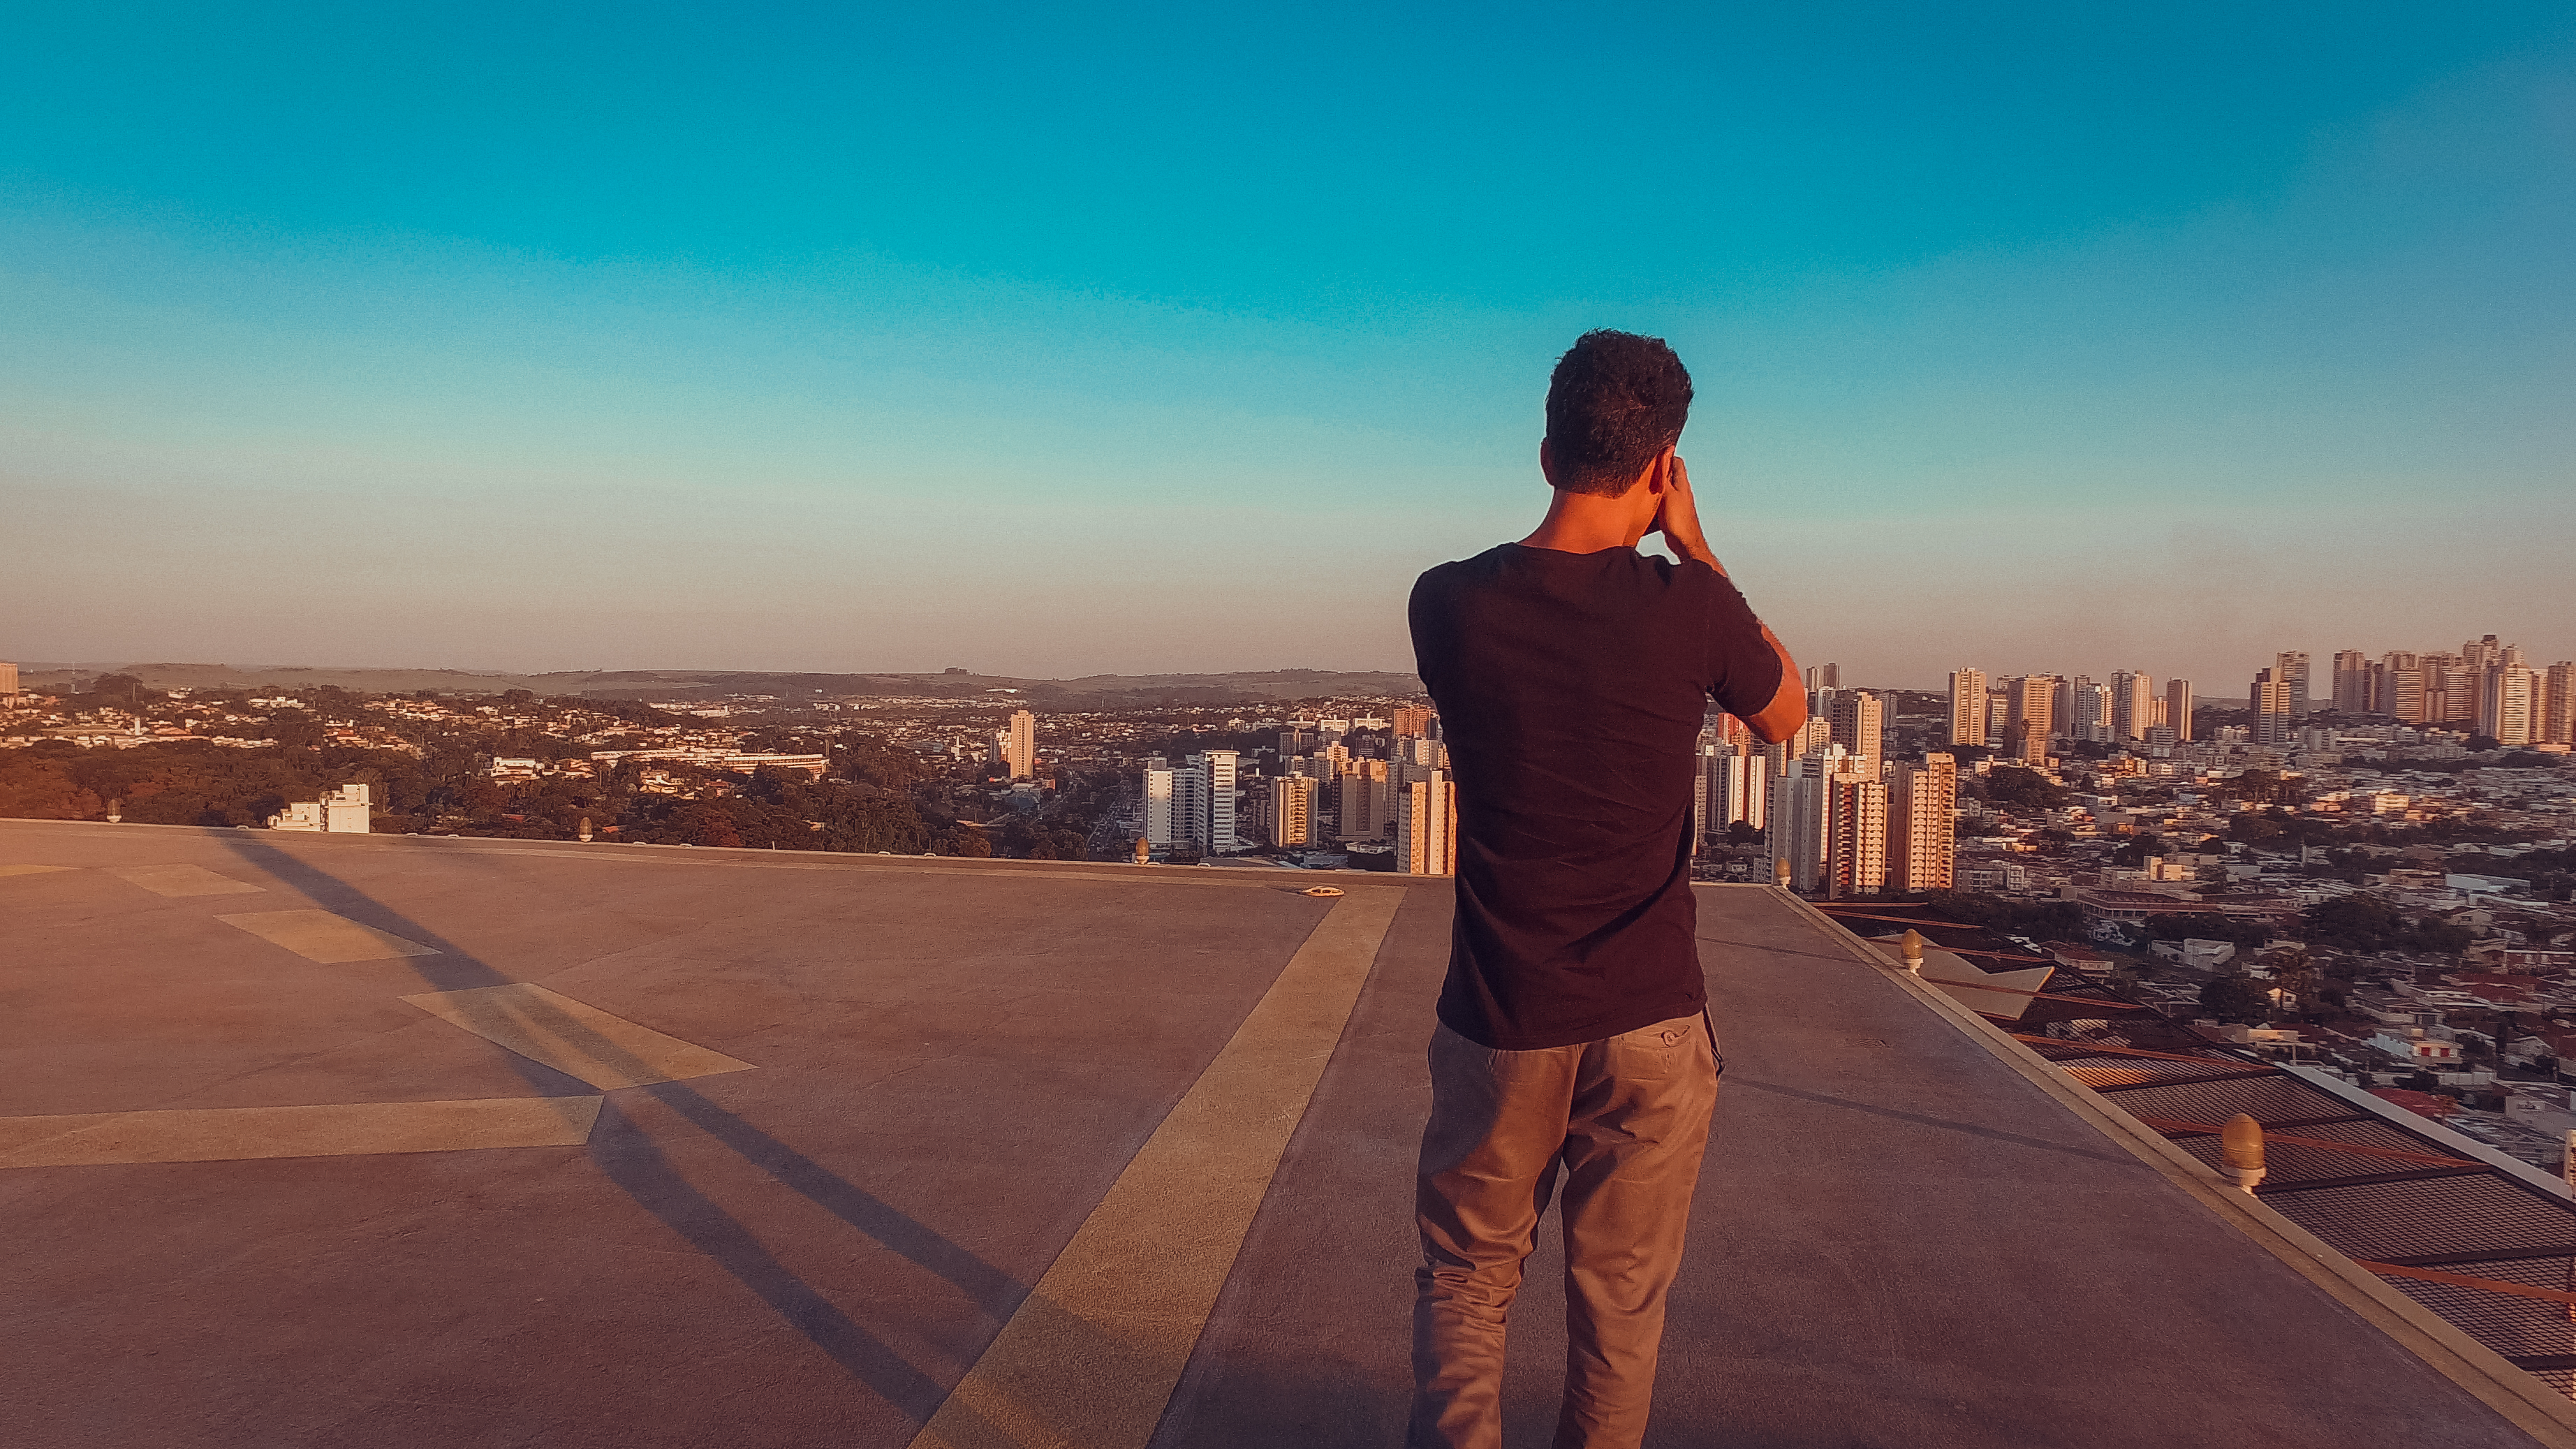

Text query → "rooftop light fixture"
[2221,1114,2267,1193]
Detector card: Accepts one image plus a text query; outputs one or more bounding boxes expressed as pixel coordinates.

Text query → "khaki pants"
[1407,1015,1719,1449]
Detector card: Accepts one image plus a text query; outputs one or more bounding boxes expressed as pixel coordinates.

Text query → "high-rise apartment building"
[1202,750,1240,852]
[2543,663,2575,746]
[1694,741,1763,848]
[1002,709,1036,779]
[1397,770,1457,875]
[1766,746,1883,899]
[1142,767,1175,848]
[1338,758,1393,841]
[1390,707,1432,739]
[1823,756,1888,901]
[2376,652,2424,721]
[1765,758,1828,895]
[2251,668,2294,746]
[1947,669,1988,746]
[0,662,17,700]
[2330,652,2371,714]
[1705,710,1756,756]
[2005,676,2055,763]
[1777,714,1830,764]
[2274,652,2311,716]
[1142,750,1240,853]
[2110,671,2154,741]
[2165,678,2194,742]
[2062,677,2111,744]
[2484,667,2537,746]
[1888,753,1957,892]
[1266,774,1316,847]
[2422,654,2475,726]
[1828,690,1883,772]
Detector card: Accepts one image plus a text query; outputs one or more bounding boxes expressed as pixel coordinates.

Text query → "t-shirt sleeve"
[1703,571,1783,724]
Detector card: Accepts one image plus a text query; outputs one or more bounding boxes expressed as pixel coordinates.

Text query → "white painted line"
[907,888,1404,1449]
[0,1097,603,1169]
[401,983,756,1090]
[217,909,440,963]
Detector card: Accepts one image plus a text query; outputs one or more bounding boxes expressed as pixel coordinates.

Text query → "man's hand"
[1651,453,1723,574]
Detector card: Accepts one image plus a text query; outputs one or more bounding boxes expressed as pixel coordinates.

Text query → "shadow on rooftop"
[212,832,1031,1429]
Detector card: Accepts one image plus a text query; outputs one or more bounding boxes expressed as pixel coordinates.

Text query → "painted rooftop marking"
[216,909,439,963]
[908,888,1404,1449]
[401,982,756,1089]
[0,1096,603,1169]
[111,863,266,897]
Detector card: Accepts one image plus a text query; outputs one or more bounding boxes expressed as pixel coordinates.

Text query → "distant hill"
[12,661,1425,707]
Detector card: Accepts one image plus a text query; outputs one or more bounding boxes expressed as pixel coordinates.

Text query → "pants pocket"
[1607,1015,1698,1079]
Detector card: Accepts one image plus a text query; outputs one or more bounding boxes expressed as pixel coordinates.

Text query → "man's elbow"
[1745,696,1808,746]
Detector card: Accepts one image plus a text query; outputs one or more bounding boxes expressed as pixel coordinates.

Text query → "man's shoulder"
[1411,545,1513,598]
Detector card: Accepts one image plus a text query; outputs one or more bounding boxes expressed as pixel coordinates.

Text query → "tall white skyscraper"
[2545,663,2576,746]
[1948,669,1987,746]
[1766,746,1881,897]
[1002,709,1036,779]
[2111,671,2154,741]
[1693,742,1761,849]
[1198,749,1240,853]
[2485,667,2537,746]
[1267,774,1316,847]
[2064,677,2112,744]
[2006,676,2055,763]
[1889,753,1957,892]
[2275,651,2311,716]
[1829,690,1883,772]
[1142,767,1175,848]
[2251,668,2293,746]
[1765,760,1827,895]
[1397,769,1457,875]
[1142,749,1241,853]
[1337,758,1394,841]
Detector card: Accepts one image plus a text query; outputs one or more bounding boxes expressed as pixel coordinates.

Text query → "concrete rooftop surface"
[6,818,2573,1449]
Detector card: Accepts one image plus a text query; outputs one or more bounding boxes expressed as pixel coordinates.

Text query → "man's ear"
[1539,438,1559,490]
[1641,447,1675,495]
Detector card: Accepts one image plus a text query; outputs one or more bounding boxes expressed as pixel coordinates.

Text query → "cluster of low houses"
[2026,917,2576,1170]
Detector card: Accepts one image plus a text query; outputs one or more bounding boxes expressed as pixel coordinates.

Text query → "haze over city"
[5,5,2570,686]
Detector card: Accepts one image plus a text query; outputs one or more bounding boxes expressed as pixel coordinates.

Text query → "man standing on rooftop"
[1405,330,1807,1448]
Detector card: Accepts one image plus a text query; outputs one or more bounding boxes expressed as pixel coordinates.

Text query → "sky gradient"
[6,3,2572,689]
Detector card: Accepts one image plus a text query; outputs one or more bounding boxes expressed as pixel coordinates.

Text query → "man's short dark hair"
[1544,330,1693,497]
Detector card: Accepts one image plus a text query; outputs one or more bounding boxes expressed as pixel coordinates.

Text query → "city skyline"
[12,621,2576,704]
[6,9,2573,681]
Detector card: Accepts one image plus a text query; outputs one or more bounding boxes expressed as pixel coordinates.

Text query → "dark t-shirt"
[1408,543,1783,1050]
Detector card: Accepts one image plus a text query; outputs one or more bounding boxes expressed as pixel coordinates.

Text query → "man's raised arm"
[1742,625,1807,744]
[1649,453,1808,746]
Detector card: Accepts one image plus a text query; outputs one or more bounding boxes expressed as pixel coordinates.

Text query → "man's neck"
[1517,488,1651,555]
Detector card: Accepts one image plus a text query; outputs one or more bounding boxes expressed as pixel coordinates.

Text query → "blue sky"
[4,3,2570,687]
